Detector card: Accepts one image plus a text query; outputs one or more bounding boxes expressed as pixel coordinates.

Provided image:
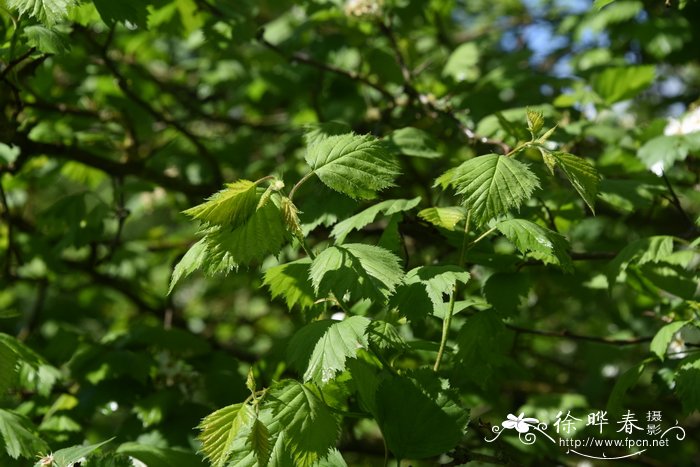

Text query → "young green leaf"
[263,258,317,311]
[390,265,470,320]
[115,443,207,467]
[305,133,400,199]
[496,219,573,272]
[650,321,689,361]
[438,154,540,225]
[197,403,254,467]
[247,418,272,467]
[549,152,600,212]
[92,0,150,29]
[526,108,544,136]
[183,180,259,227]
[169,238,208,294]
[0,409,48,460]
[331,197,421,243]
[310,243,404,302]
[288,316,371,383]
[417,206,467,231]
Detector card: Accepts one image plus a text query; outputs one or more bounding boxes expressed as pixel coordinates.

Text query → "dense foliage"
[1,0,699,465]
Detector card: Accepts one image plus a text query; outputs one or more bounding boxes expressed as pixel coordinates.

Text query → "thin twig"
[505,324,652,346]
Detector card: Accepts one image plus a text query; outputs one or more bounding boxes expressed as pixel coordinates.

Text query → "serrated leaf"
[305,133,400,199]
[247,418,271,467]
[24,25,70,54]
[496,219,573,271]
[267,380,339,466]
[417,206,467,231]
[303,121,351,148]
[310,244,404,302]
[315,448,348,467]
[675,359,700,414]
[331,197,420,243]
[183,180,259,227]
[280,197,303,239]
[650,321,689,361]
[367,320,406,350]
[526,108,544,136]
[92,0,150,29]
[386,127,441,158]
[169,238,208,294]
[6,0,75,26]
[607,236,674,286]
[390,266,470,321]
[607,362,644,416]
[550,152,600,212]
[0,341,19,396]
[51,439,113,467]
[0,409,48,460]
[592,65,656,105]
[263,258,316,311]
[197,403,254,467]
[439,154,540,225]
[375,376,463,459]
[456,311,511,388]
[288,316,370,383]
[171,199,287,291]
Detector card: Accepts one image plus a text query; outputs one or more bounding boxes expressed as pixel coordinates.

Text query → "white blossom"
[344,0,383,17]
[664,106,700,136]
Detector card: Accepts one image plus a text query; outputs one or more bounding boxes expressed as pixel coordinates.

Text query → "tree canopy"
[1,0,699,465]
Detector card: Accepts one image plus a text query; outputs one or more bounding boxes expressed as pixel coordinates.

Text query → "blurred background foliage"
[1,0,699,465]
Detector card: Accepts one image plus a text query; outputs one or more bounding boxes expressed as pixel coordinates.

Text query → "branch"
[258,35,395,101]
[505,324,652,346]
[0,46,36,80]
[7,132,215,197]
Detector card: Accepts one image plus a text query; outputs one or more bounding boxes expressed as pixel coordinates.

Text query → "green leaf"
[650,321,689,361]
[607,363,644,416]
[375,376,463,459]
[390,266,470,321]
[315,448,348,467]
[169,238,208,294]
[594,0,617,9]
[267,380,339,466]
[197,403,254,467]
[607,236,675,285]
[417,206,467,231]
[0,409,48,460]
[0,341,18,397]
[675,359,700,414]
[247,418,271,467]
[263,258,317,311]
[288,316,370,383]
[638,133,700,173]
[305,133,400,199]
[310,243,404,302]
[331,197,421,243]
[592,65,656,105]
[526,108,544,136]
[439,154,540,225]
[483,272,532,315]
[549,152,601,212]
[496,219,573,271]
[51,439,113,467]
[24,25,70,54]
[6,0,75,25]
[442,42,480,83]
[386,127,441,158]
[92,0,150,29]
[183,180,259,227]
[116,443,206,467]
[303,121,352,148]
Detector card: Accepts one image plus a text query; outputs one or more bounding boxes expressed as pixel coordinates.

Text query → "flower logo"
[502,413,540,433]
